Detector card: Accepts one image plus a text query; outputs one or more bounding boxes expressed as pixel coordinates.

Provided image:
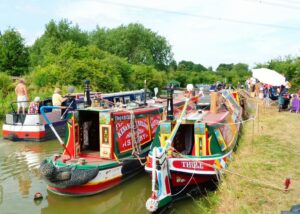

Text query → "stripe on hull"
[3,121,66,141]
[48,176,122,196]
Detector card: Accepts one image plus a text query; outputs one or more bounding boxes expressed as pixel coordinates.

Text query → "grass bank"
[198,98,300,214]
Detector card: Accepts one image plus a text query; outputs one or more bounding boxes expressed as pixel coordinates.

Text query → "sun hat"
[34,96,40,102]
[54,88,61,94]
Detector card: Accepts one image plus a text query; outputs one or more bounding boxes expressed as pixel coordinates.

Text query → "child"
[28,97,40,114]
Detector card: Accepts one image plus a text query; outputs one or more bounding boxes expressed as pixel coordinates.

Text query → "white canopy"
[252,68,286,86]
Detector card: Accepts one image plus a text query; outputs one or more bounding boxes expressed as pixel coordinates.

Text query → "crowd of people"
[245,77,300,112]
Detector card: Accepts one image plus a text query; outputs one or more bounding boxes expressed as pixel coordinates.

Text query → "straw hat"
[34,96,40,102]
[54,88,61,94]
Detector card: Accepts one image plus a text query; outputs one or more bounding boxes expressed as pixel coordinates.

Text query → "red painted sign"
[149,114,161,137]
[172,160,215,171]
[115,116,151,153]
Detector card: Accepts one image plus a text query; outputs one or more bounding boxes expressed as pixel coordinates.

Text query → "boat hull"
[2,121,66,142]
[43,158,146,196]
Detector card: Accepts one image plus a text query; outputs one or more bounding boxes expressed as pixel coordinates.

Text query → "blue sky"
[1,0,300,69]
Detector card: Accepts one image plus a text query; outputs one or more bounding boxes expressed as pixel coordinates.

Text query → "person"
[285,80,291,89]
[198,87,204,97]
[28,97,40,114]
[52,88,67,106]
[15,79,28,114]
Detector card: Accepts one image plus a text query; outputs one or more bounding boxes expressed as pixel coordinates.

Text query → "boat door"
[99,112,113,159]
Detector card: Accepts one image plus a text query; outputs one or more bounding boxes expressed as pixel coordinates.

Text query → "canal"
[0,139,202,214]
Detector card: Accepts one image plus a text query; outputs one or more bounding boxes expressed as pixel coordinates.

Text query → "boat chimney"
[84,80,91,107]
[144,79,147,106]
[166,85,174,121]
[210,92,218,114]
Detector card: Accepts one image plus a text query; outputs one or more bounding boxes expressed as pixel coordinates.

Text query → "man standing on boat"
[15,79,28,114]
[52,88,67,107]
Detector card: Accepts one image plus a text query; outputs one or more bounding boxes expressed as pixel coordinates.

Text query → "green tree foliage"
[30,19,89,66]
[0,72,14,119]
[29,42,132,92]
[216,63,234,74]
[256,56,300,91]
[131,65,167,90]
[0,28,29,76]
[91,23,173,70]
[177,60,207,72]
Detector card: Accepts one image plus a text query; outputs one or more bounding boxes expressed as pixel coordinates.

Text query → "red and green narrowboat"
[145,89,243,212]
[40,87,199,196]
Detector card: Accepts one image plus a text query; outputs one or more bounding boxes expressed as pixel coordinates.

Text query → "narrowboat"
[2,98,68,142]
[145,88,242,212]
[2,82,150,142]
[40,85,199,196]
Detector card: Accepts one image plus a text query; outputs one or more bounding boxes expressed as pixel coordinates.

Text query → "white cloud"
[3,0,300,68]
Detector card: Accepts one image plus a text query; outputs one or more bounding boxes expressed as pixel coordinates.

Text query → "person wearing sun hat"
[52,87,67,106]
[28,96,40,114]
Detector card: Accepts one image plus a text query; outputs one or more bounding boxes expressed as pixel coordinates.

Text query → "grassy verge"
[198,98,300,214]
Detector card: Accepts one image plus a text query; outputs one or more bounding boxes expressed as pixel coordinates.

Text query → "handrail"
[40,106,72,159]
[10,101,31,114]
[40,106,65,144]
[163,97,190,151]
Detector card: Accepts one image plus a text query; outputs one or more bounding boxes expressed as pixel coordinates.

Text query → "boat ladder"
[130,111,141,155]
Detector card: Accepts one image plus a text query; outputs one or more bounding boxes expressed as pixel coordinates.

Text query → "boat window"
[135,95,141,102]
[124,96,131,104]
[114,97,123,104]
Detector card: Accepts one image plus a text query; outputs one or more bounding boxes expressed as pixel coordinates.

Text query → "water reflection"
[42,173,150,214]
[0,185,3,205]
[0,139,203,213]
[0,140,62,212]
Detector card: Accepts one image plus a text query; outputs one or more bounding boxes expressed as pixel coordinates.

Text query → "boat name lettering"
[116,123,131,138]
[181,161,203,169]
[150,118,160,128]
[136,119,148,129]
[114,115,131,121]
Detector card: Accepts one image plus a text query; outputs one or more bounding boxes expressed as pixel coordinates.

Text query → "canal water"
[0,139,202,214]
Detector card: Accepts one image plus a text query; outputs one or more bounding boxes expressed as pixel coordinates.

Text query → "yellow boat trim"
[83,175,122,186]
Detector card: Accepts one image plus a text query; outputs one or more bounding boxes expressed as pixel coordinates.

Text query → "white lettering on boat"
[181,161,203,169]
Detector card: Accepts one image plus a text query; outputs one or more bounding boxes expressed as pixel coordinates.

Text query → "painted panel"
[194,123,205,135]
[160,123,171,134]
[115,116,151,153]
[219,124,233,146]
[213,128,227,151]
[100,112,111,125]
[149,114,161,137]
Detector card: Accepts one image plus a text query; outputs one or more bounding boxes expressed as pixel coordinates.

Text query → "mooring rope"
[170,147,291,193]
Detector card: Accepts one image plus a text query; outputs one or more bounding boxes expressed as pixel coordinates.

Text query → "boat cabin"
[152,90,242,158]
[62,106,163,160]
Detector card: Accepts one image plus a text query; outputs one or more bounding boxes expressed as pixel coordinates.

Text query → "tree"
[216,63,234,74]
[0,28,29,76]
[91,23,173,70]
[30,19,89,66]
[178,60,207,72]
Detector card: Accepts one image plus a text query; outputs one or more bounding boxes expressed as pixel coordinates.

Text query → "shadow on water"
[0,138,217,214]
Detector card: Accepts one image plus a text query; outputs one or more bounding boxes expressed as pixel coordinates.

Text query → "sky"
[1,0,300,69]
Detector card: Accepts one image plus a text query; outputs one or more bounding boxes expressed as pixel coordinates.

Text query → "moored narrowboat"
[145,88,243,212]
[2,82,151,142]
[40,86,199,196]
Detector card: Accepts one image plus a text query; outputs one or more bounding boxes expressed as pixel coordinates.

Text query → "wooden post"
[257,102,260,134]
[210,92,218,114]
